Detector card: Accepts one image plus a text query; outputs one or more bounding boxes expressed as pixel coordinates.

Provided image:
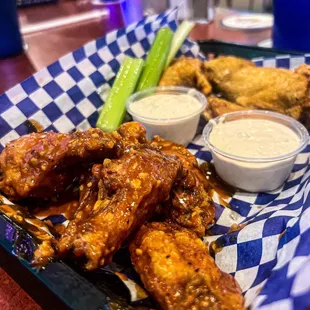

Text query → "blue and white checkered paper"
[0,9,310,310]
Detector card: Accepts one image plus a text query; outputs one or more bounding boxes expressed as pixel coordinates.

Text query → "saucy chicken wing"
[159,56,212,96]
[151,136,215,237]
[0,129,122,200]
[57,146,182,270]
[130,222,245,310]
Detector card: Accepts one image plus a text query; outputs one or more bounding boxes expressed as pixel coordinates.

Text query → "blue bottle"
[273,0,310,53]
[0,1,23,58]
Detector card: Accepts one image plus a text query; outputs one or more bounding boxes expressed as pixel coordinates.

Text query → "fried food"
[159,56,212,96]
[57,146,182,270]
[130,222,245,310]
[203,57,310,124]
[204,56,254,86]
[0,129,122,200]
[151,136,215,237]
[203,96,250,120]
[161,56,310,125]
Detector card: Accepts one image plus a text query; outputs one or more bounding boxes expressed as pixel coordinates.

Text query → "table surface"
[0,0,271,94]
[0,1,270,309]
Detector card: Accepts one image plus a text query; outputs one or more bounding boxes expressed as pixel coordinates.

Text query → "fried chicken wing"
[57,147,182,270]
[203,57,310,125]
[0,129,122,200]
[159,56,212,96]
[151,136,215,237]
[203,96,250,120]
[130,222,244,310]
[204,56,255,86]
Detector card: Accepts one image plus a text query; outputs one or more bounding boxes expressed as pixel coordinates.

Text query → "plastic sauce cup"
[127,86,207,145]
[203,110,309,192]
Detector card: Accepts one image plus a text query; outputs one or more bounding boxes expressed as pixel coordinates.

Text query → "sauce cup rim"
[203,110,309,163]
[126,86,207,123]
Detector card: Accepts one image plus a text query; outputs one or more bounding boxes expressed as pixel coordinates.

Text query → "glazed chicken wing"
[151,136,215,237]
[159,56,212,96]
[0,129,122,200]
[57,146,182,270]
[130,222,244,310]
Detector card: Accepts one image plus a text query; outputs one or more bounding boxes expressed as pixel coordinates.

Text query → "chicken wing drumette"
[130,222,245,310]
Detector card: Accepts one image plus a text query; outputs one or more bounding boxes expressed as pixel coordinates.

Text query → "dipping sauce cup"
[127,86,207,145]
[203,110,309,192]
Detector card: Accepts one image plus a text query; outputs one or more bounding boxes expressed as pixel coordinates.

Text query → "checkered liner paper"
[0,8,310,310]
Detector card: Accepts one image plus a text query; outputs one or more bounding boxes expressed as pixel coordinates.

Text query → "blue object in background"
[273,0,310,53]
[0,1,23,58]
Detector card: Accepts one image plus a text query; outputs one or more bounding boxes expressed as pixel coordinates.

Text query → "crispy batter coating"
[203,57,310,125]
[57,147,182,270]
[204,56,255,86]
[130,222,245,310]
[159,56,212,96]
[151,136,215,237]
[203,97,249,120]
[0,129,122,200]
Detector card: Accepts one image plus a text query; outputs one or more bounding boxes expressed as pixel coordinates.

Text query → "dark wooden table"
[0,1,271,94]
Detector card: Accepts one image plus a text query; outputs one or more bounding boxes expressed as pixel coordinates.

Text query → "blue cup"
[273,0,310,53]
[0,1,23,58]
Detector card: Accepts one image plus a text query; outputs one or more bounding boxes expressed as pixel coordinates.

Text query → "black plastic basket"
[17,0,57,8]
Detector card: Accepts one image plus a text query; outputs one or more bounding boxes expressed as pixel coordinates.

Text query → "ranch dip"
[209,118,300,159]
[129,94,202,119]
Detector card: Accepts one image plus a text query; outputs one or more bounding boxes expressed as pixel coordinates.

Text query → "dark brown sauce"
[0,202,55,241]
[209,188,233,209]
[209,238,225,256]
[279,229,286,240]
[227,223,247,234]
[200,162,236,200]
[26,119,44,133]
[32,200,79,220]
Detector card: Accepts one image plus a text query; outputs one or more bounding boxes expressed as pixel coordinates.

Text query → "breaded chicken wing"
[57,147,182,270]
[204,56,255,86]
[130,222,245,310]
[151,136,215,237]
[159,56,212,96]
[204,57,310,124]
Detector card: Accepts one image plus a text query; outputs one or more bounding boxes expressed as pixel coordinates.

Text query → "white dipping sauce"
[203,114,305,192]
[209,119,300,158]
[129,94,202,119]
[128,91,205,145]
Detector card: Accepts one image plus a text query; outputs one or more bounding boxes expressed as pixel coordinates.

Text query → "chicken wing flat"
[130,222,244,310]
[159,56,212,96]
[151,136,215,237]
[57,146,182,270]
[0,129,122,201]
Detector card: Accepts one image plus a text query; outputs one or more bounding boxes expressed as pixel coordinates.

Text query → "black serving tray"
[0,40,303,310]
[198,39,304,59]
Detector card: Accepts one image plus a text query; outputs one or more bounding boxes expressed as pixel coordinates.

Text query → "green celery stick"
[96,56,144,132]
[165,21,195,68]
[136,27,173,91]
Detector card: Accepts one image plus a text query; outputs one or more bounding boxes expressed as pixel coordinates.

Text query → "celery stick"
[165,21,195,68]
[136,27,173,91]
[96,56,144,132]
